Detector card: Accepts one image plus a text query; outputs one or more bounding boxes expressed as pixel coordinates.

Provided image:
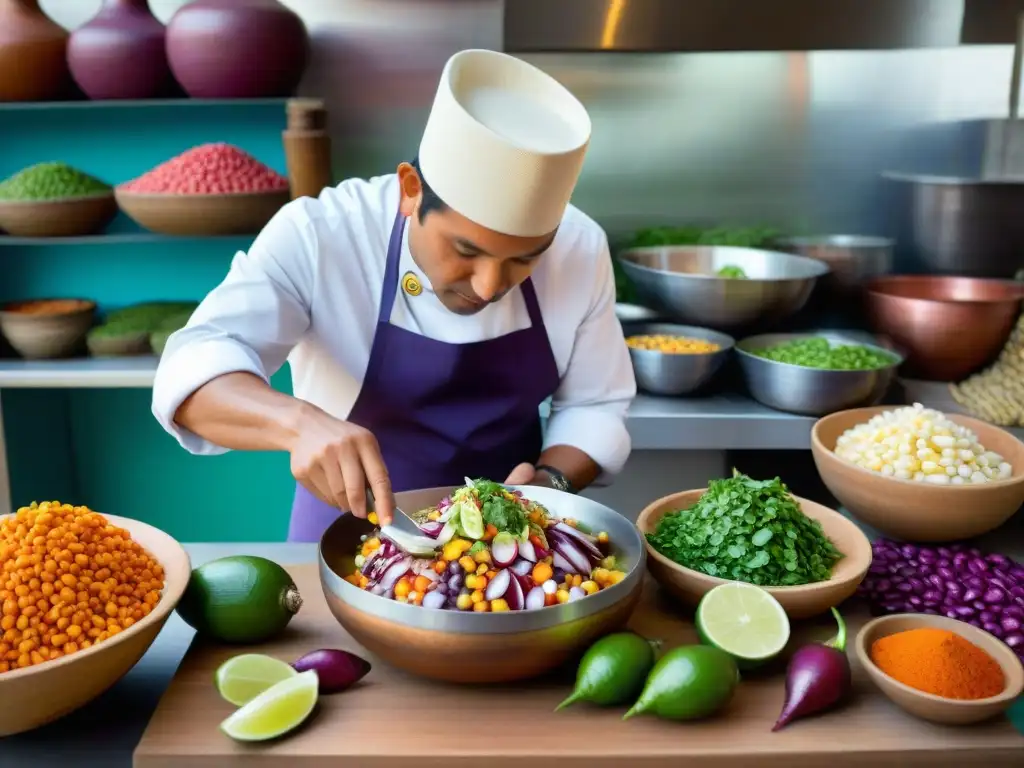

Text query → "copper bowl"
[864,276,1024,381]
[318,485,645,684]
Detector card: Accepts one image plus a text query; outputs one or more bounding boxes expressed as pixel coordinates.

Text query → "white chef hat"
[418,49,592,238]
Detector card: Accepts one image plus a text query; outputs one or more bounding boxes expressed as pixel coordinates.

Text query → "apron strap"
[520,278,545,328]
[377,209,408,325]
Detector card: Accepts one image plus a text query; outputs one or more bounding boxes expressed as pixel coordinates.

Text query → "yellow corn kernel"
[579,580,599,595]
[427,510,441,521]
[555,589,570,604]
[442,541,464,561]
[597,531,609,544]
[458,556,476,572]
[592,568,611,586]
[470,589,485,604]
[367,512,378,525]
[571,574,583,587]
[600,556,617,570]
[475,563,488,575]
[490,599,510,612]
[607,570,626,585]
[472,600,491,612]
[465,574,479,590]
[455,593,473,611]
[472,549,491,564]
[364,537,381,551]
[456,539,474,554]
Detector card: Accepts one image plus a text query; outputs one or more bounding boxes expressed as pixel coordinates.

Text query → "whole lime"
[556,632,658,710]
[624,645,739,721]
[177,556,302,644]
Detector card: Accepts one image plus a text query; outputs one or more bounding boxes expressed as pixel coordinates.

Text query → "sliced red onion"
[506,574,525,610]
[553,551,579,575]
[370,552,405,582]
[485,569,512,602]
[360,550,383,576]
[525,586,546,611]
[418,520,445,538]
[518,539,538,563]
[491,533,519,568]
[548,531,592,574]
[378,557,413,591]
[551,522,603,562]
[511,559,534,577]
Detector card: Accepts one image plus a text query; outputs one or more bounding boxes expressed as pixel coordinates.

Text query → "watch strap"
[535,464,575,494]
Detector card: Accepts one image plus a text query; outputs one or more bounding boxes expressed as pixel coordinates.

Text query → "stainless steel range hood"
[503,0,1024,53]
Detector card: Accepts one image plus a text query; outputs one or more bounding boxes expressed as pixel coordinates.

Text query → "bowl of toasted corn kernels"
[0,501,190,736]
[623,322,736,396]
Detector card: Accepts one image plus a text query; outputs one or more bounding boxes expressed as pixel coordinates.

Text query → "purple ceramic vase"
[166,0,309,99]
[67,0,172,100]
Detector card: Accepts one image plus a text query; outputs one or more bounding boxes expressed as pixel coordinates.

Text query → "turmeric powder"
[869,627,1004,700]
[0,501,164,673]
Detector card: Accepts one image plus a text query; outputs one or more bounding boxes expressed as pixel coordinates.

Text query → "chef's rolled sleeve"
[151,202,318,454]
[543,237,636,479]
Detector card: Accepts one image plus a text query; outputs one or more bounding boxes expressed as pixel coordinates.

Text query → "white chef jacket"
[151,173,637,477]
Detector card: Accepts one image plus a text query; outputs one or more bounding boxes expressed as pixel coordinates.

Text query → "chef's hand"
[289,409,395,524]
[504,463,536,485]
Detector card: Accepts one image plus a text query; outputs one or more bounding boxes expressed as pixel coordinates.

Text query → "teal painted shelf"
[0,98,296,542]
[0,98,288,111]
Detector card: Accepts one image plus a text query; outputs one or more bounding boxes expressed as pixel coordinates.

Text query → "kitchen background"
[2,0,1022,540]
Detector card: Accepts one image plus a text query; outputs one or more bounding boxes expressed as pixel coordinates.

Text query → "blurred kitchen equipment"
[881,14,1024,279]
[319,484,644,683]
[615,303,660,323]
[864,275,1024,381]
[622,321,734,396]
[735,331,902,416]
[775,235,894,295]
[283,98,333,201]
[617,245,829,331]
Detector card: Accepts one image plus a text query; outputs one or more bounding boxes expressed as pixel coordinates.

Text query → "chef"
[151,49,636,542]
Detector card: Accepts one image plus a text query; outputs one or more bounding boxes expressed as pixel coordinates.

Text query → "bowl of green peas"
[736,332,904,416]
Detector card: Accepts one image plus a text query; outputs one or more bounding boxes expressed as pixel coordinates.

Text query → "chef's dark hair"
[410,157,447,221]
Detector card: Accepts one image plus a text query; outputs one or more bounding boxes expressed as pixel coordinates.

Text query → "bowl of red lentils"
[623,322,736,396]
[115,143,291,236]
[318,484,646,684]
[0,502,190,737]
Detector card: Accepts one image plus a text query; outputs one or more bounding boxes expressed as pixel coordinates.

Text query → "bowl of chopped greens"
[637,471,872,620]
[319,480,646,683]
[735,332,903,416]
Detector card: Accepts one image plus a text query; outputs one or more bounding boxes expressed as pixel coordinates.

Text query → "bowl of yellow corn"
[623,322,735,396]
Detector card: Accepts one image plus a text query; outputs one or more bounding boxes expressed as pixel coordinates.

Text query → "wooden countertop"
[134,564,1024,768]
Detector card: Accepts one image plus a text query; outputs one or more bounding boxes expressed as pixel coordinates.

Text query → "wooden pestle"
[282,98,333,200]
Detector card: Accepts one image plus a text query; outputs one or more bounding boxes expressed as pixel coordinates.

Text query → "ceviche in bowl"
[345,478,629,612]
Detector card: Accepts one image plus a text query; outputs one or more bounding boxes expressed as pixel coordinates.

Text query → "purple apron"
[287,209,561,541]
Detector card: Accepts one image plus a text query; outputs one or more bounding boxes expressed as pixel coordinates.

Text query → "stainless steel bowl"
[775,235,894,294]
[736,331,904,416]
[622,322,734,396]
[319,485,646,684]
[618,245,830,331]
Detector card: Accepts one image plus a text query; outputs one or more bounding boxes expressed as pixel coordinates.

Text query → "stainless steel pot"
[883,173,1024,279]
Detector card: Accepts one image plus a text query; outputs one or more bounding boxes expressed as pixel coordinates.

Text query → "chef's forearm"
[173,372,308,453]
[536,445,601,492]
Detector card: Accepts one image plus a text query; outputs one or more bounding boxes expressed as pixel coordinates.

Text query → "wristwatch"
[535,464,575,494]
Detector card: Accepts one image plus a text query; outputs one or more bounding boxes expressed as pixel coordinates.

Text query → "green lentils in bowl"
[0,163,112,202]
[750,336,898,371]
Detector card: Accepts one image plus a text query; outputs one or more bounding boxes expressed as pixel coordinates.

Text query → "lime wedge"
[220,669,319,742]
[215,653,298,706]
[458,501,485,540]
[695,583,790,667]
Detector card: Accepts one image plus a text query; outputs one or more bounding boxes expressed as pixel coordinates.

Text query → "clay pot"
[0,0,72,102]
[67,0,173,101]
[166,0,309,99]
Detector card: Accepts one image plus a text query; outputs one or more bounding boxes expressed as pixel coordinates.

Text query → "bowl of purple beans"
[857,538,1024,659]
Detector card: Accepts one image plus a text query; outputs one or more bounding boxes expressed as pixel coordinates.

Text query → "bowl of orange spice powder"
[0,501,190,736]
[856,613,1024,725]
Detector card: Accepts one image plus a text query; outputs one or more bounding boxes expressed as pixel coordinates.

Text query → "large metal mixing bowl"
[618,245,829,331]
[883,173,1024,279]
[864,275,1024,381]
[775,235,894,295]
[736,331,902,416]
[319,485,645,684]
[623,322,734,396]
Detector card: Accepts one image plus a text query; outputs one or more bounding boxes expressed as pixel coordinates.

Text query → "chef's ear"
[396,162,422,218]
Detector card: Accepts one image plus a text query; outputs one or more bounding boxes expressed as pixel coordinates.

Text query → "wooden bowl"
[811,406,1024,542]
[856,613,1024,725]
[115,188,290,236]
[636,489,872,620]
[0,514,190,737]
[0,193,117,238]
[0,299,96,359]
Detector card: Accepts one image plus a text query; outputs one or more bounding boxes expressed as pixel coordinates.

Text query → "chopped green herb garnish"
[471,478,529,535]
[646,469,843,586]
